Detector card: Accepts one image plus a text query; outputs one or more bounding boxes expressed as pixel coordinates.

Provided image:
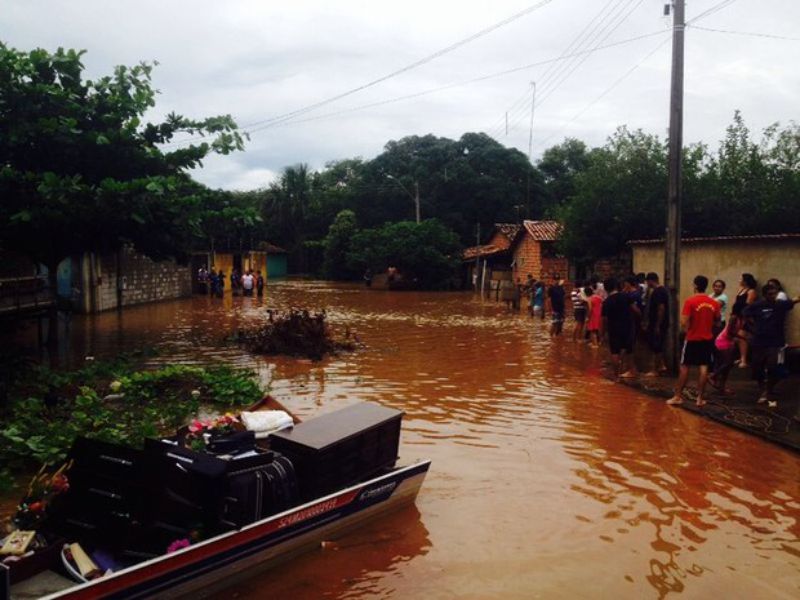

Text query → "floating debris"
[236,309,358,361]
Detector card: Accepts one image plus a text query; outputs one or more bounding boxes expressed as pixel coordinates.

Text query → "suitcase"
[221,452,298,527]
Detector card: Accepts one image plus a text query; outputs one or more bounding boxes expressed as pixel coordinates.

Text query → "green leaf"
[96,134,110,145]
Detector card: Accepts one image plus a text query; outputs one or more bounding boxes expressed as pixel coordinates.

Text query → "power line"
[536,33,671,149]
[503,0,644,143]
[494,0,624,138]
[163,0,557,148]
[535,0,637,103]
[690,24,800,42]
[245,30,667,136]
[491,0,625,139]
[536,0,646,108]
[686,0,739,24]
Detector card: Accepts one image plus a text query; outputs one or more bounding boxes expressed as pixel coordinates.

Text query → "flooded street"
[18,281,800,598]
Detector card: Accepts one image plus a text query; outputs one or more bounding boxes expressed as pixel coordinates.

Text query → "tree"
[346,220,462,289]
[554,127,667,265]
[0,44,246,297]
[537,138,590,212]
[322,210,359,280]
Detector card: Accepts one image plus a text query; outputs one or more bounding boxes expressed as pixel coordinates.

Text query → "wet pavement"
[8,281,800,598]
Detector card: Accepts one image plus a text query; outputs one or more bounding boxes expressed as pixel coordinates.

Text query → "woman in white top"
[767,278,789,301]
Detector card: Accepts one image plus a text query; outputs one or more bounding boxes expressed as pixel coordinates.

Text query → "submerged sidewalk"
[608,367,800,453]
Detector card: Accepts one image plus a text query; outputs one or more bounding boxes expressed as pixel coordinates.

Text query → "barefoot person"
[585,286,602,347]
[731,273,758,368]
[643,272,669,376]
[602,278,638,379]
[744,283,800,408]
[668,275,721,407]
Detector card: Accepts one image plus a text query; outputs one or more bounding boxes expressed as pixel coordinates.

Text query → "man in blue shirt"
[744,283,800,408]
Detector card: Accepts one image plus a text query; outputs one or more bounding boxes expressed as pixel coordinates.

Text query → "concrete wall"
[632,238,800,344]
[78,247,191,313]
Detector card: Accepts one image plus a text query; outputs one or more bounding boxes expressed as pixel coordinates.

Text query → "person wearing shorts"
[571,281,587,342]
[668,275,721,407]
[745,283,799,408]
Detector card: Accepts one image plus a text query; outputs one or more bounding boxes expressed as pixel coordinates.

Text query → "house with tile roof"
[462,223,522,289]
[509,220,569,283]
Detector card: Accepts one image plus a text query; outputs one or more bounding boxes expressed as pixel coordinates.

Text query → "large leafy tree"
[554,127,668,265]
[346,220,462,289]
[0,44,246,285]
[322,209,359,280]
[549,114,800,266]
[537,138,590,212]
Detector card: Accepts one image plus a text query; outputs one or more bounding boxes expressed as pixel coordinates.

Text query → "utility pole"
[414,180,421,224]
[505,112,508,136]
[664,0,685,373]
[527,81,537,161]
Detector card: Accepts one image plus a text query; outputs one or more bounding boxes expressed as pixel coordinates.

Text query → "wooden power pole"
[664,0,685,373]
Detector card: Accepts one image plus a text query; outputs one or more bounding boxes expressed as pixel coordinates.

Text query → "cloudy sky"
[4,0,798,190]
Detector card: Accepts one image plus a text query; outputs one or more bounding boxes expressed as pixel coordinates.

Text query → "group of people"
[515,271,798,410]
[196,267,265,298]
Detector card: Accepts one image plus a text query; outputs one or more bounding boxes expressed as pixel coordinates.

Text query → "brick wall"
[82,247,191,313]
[512,236,542,282]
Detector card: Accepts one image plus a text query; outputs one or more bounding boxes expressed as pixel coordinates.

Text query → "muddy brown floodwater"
[13,280,800,598]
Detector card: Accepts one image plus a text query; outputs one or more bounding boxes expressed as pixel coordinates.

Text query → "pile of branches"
[236,309,358,361]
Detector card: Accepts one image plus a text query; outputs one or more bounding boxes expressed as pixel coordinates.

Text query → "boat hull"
[8,461,430,600]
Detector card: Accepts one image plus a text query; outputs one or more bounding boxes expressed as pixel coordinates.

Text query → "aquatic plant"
[0,361,263,474]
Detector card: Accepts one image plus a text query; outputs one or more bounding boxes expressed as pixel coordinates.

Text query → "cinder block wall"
[85,247,191,313]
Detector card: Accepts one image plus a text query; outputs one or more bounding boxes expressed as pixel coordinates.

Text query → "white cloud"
[5,0,799,189]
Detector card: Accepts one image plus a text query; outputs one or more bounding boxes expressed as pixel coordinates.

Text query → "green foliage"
[538,138,590,212]
[554,127,667,264]
[322,210,359,280]
[347,220,462,289]
[549,113,800,264]
[0,43,245,274]
[258,134,546,274]
[0,362,262,471]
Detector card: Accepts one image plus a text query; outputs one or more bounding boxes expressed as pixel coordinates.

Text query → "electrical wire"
[536,0,646,108]
[536,33,671,149]
[687,0,739,24]
[690,24,800,42]
[499,0,645,141]
[162,0,556,148]
[492,0,625,137]
[233,30,668,137]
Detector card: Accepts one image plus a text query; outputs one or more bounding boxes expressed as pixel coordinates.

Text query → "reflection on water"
[11,281,800,598]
